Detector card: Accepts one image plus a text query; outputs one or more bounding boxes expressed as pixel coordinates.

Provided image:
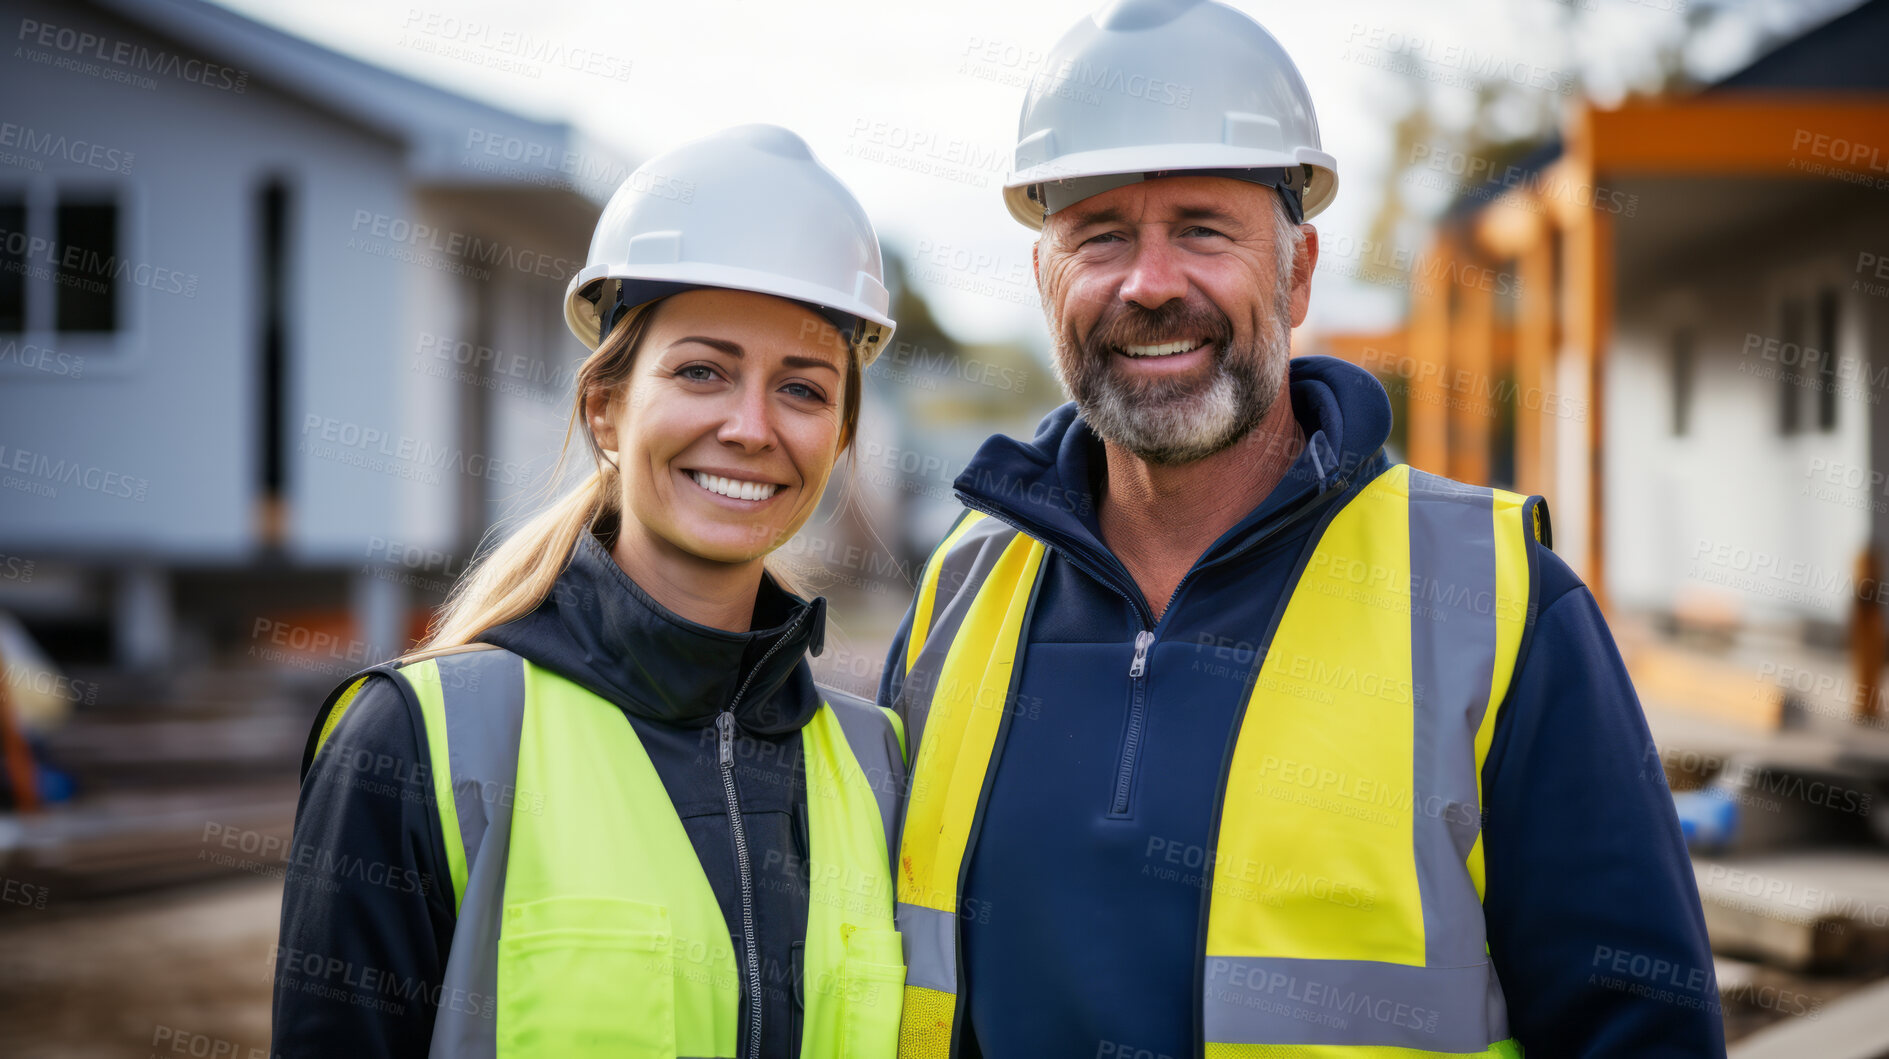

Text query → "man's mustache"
[1081,299,1234,359]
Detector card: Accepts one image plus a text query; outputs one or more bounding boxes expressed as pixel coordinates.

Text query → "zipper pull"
[717,711,734,767]
[1128,630,1155,679]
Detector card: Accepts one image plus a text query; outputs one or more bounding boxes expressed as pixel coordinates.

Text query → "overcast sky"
[215,0,1859,352]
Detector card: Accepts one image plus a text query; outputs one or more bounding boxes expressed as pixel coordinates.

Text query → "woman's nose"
[716,383,776,452]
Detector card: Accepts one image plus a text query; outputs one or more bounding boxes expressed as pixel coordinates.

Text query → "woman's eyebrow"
[671,336,839,375]
[671,335,744,356]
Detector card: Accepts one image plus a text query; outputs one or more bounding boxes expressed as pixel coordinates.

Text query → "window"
[258,179,289,498]
[0,191,120,335]
[0,196,23,331]
[1670,328,1693,437]
[55,200,117,332]
[1777,299,1803,436]
[1816,288,1839,433]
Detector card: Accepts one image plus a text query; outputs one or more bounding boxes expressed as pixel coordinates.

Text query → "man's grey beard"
[1051,277,1294,466]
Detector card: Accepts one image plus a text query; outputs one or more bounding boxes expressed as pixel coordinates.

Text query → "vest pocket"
[498,896,676,1056]
[838,927,905,1058]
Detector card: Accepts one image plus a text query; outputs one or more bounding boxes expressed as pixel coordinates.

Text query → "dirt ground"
[0,877,282,1059]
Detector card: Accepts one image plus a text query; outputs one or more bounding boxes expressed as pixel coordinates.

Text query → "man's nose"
[1117,238,1189,310]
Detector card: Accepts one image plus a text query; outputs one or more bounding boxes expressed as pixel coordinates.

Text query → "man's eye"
[1183,225,1227,239]
[1081,231,1124,246]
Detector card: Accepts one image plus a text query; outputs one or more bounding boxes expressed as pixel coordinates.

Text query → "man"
[880,1,1723,1056]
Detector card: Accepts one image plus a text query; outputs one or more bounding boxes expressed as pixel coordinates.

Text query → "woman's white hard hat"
[564,124,897,365]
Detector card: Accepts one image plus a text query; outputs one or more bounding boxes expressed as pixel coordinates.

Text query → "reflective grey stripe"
[1202,955,1501,1051]
[1409,470,1511,1045]
[1407,471,1502,981]
[818,685,906,872]
[1412,470,1511,1042]
[899,517,1022,753]
[417,647,528,1059]
[896,901,958,994]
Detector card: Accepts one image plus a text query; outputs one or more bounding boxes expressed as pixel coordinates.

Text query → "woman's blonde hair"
[407,296,863,659]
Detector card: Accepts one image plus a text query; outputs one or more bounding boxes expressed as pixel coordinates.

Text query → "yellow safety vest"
[894,464,1543,1058]
[312,646,907,1058]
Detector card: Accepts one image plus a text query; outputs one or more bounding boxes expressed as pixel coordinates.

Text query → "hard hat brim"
[1004,145,1338,230]
[563,261,896,365]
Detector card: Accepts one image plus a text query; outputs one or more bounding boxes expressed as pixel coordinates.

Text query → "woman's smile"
[684,467,788,504]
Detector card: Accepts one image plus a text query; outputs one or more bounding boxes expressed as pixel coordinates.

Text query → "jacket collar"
[479,523,826,735]
[953,355,1393,613]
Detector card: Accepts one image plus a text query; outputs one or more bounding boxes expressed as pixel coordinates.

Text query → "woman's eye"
[677,364,718,382]
[781,382,825,402]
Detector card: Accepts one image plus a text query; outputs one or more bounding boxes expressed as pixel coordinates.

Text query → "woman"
[272,125,906,1059]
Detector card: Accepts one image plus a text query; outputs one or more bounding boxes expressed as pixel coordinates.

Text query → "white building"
[0,0,630,673]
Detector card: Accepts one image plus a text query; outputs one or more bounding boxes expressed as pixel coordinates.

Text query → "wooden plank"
[1695,853,1889,973]
[1628,641,1786,730]
[1730,974,1889,1059]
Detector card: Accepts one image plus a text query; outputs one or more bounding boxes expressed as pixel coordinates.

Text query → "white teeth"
[690,472,781,501]
[1123,339,1202,358]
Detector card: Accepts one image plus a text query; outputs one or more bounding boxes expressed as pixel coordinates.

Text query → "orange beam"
[1450,272,1494,486]
[1406,242,1453,475]
[1586,96,1889,179]
[1559,117,1613,607]
[0,646,39,813]
[1515,235,1556,500]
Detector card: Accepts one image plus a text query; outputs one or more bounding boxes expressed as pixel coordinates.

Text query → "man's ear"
[1288,225,1319,328]
[1033,240,1043,300]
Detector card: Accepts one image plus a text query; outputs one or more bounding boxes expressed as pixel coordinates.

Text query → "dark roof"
[1712,0,1889,91]
[1438,0,1882,220]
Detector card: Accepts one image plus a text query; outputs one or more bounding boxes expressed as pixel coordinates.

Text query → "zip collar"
[480,524,826,735]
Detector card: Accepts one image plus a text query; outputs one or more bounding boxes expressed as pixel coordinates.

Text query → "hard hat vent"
[725,123,814,161]
[1094,0,1199,32]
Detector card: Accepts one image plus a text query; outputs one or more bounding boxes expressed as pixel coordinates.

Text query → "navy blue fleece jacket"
[878,355,1724,1058]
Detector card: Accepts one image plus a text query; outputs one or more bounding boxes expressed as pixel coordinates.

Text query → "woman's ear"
[585,385,618,455]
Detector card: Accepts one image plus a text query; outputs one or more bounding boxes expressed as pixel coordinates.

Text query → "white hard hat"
[1003,0,1338,230]
[564,124,896,365]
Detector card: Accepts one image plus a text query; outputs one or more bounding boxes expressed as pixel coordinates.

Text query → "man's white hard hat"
[564,123,896,365]
[1003,0,1338,230]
